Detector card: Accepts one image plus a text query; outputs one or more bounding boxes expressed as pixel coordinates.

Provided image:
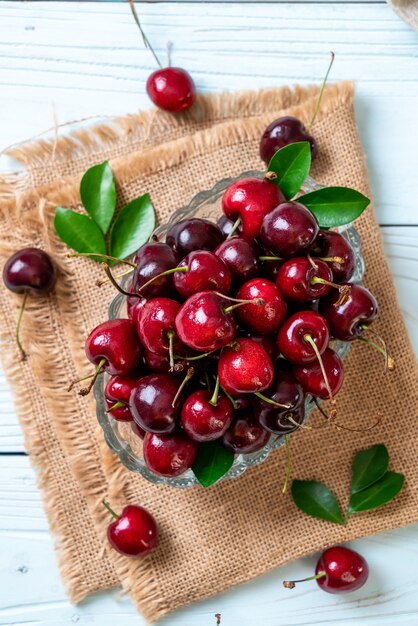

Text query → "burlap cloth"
[1,82,417,622]
[387,0,418,31]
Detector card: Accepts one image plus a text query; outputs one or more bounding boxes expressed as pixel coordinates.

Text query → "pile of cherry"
[82,173,381,480]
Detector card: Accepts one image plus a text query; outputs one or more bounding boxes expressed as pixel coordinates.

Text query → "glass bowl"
[94,173,365,488]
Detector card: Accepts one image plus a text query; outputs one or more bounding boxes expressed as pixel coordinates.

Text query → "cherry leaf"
[192,441,234,488]
[297,186,370,227]
[54,207,106,260]
[351,444,389,495]
[80,160,116,234]
[267,142,311,200]
[110,194,155,261]
[348,471,405,514]
[291,479,345,525]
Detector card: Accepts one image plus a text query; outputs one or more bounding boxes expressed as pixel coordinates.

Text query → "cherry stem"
[223,297,264,314]
[78,358,107,397]
[138,265,188,293]
[310,276,351,306]
[259,255,283,262]
[102,263,142,298]
[308,50,335,130]
[226,217,241,240]
[68,252,136,268]
[254,392,291,409]
[318,256,345,265]
[283,571,326,589]
[97,267,134,288]
[15,292,28,361]
[209,375,220,406]
[220,385,239,409]
[264,171,278,182]
[172,367,194,407]
[282,435,292,494]
[303,334,335,405]
[128,0,163,69]
[285,414,311,430]
[359,325,394,372]
[167,331,175,371]
[102,500,119,520]
[106,401,126,413]
[313,396,378,432]
[176,348,217,361]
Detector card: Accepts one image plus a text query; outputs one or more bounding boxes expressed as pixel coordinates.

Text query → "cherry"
[3,247,56,359]
[214,237,259,284]
[277,311,329,365]
[217,215,241,239]
[260,116,317,164]
[131,421,146,439]
[143,431,198,477]
[222,412,270,454]
[132,242,179,298]
[218,338,274,396]
[312,230,356,283]
[166,218,223,257]
[103,501,158,557]
[175,291,236,352]
[105,370,142,422]
[242,332,278,362]
[173,250,231,298]
[129,373,181,434]
[181,389,234,442]
[284,546,369,594]
[293,347,344,400]
[147,67,195,112]
[127,290,147,325]
[138,298,183,360]
[260,202,319,258]
[143,348,189,376]
[253,371,306,434]
[276,257,334,302]
[222,177,286,241]
[319,283,378,341]
[236,278,287,334]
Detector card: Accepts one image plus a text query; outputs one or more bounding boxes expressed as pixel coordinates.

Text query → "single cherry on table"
[103,500,158,557]
[260,116,317,164]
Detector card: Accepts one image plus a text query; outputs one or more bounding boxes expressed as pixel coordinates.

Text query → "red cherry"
[166,218,223,257]
[105,370,142,421]
[85,319,142,377]
[222,177,286,241]
[319,284,378,341]
[214,237,259,283]
[3,247,56,295]
[260,202,319,258]
[312,230,356,283]
[181,389,234,442]
[173,250,231,298]
[293,347,344,400]
[236,278,287,334]
[138,298,182,356]
[127,291,147,325]
[132,242,179,299]
[222,412,270,453]
[146,67,195,112]
[218,338,274,396]
[277,311,329,365]
[253,371,306,434]
[143,431,198,477]
[277,257,333,302]
[129,373,181,434]
[104,501,158,557]
[131,421,146,439]
[260,116,317,164]
[242,332,278,362]
[143,348,189,377]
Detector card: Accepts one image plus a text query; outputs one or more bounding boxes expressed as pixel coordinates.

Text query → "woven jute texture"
[387,0,418,30]
[1,82,417,623]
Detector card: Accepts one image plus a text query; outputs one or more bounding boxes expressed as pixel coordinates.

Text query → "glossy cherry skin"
[143,431,198,477]
[319,284,378,341]
[222,412,270,453]
[105,370,142,422]
[222,177,286,241]
[277,311,329,365]
[85,319,142,376]
[146,67,195,112]
[312,230,356,283]
[138,298,182,356]
[293,347,344,400]
[181,390,234,442]
[173,250,231,298]
[131,421,146,439]
[260,202,319,258]
[130,373,181,434]
[236,278,287,334]
[253,371,306,434]
[214,237,259,284]
[259,116,317,164]
[166,218,223,257]
[315,546,369,594]
[143,348,189,377]
[127,292,147,325]
[3,247,56,295]
[217,215,241,239]
[218,338,274,396]
[242,332,278,362]
[277,257,333,302]
[175,291,236,352]
[132,242,179,299]
[107,504,158,557]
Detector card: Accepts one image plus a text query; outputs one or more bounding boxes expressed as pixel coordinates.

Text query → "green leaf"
[351,444,390,495]
[348,471,405,514]
[109,193,155,260]
[291,480,345,525]
[267,142,311,200]
[297,186,370,227]
[192,441,234,488]
[54,207,106,259]
[79,161,116,234]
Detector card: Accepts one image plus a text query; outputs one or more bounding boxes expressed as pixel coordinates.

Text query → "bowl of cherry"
[90,171,367,488]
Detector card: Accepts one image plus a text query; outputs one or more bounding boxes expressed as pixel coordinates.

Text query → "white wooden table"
[1,2,418,625]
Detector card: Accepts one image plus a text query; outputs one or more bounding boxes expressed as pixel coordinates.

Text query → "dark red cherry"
[105,370,142,422]
[214,237,259,283]
[242,332,278,362]
[277,311,329,365]
[143,348,189,377]
[222,413,270,454]
[312,230,356,283]
[319,284,378,341]
[146,67,195,112]
[132,242,179,299]
[3,247,56,294]
[129,373,181,434]
[127,290,147,325]
[85,319,142,377]
[138,298,182,356]
[181,390,234,442]
[253,371,306,434]
[143,431,198,477]
[293,347,344,400]
[166,218,223,257]
[173,250,231,298]
[217,215,241,239]
[236,278,287,334]
[104,502,158,557]
[175,291,236,352]
[260,202,319,258]
[218,338,274,396]
[222,177,286,241]
[131,421,146,439]
[259,116,317,164]
[276,257,333,302]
